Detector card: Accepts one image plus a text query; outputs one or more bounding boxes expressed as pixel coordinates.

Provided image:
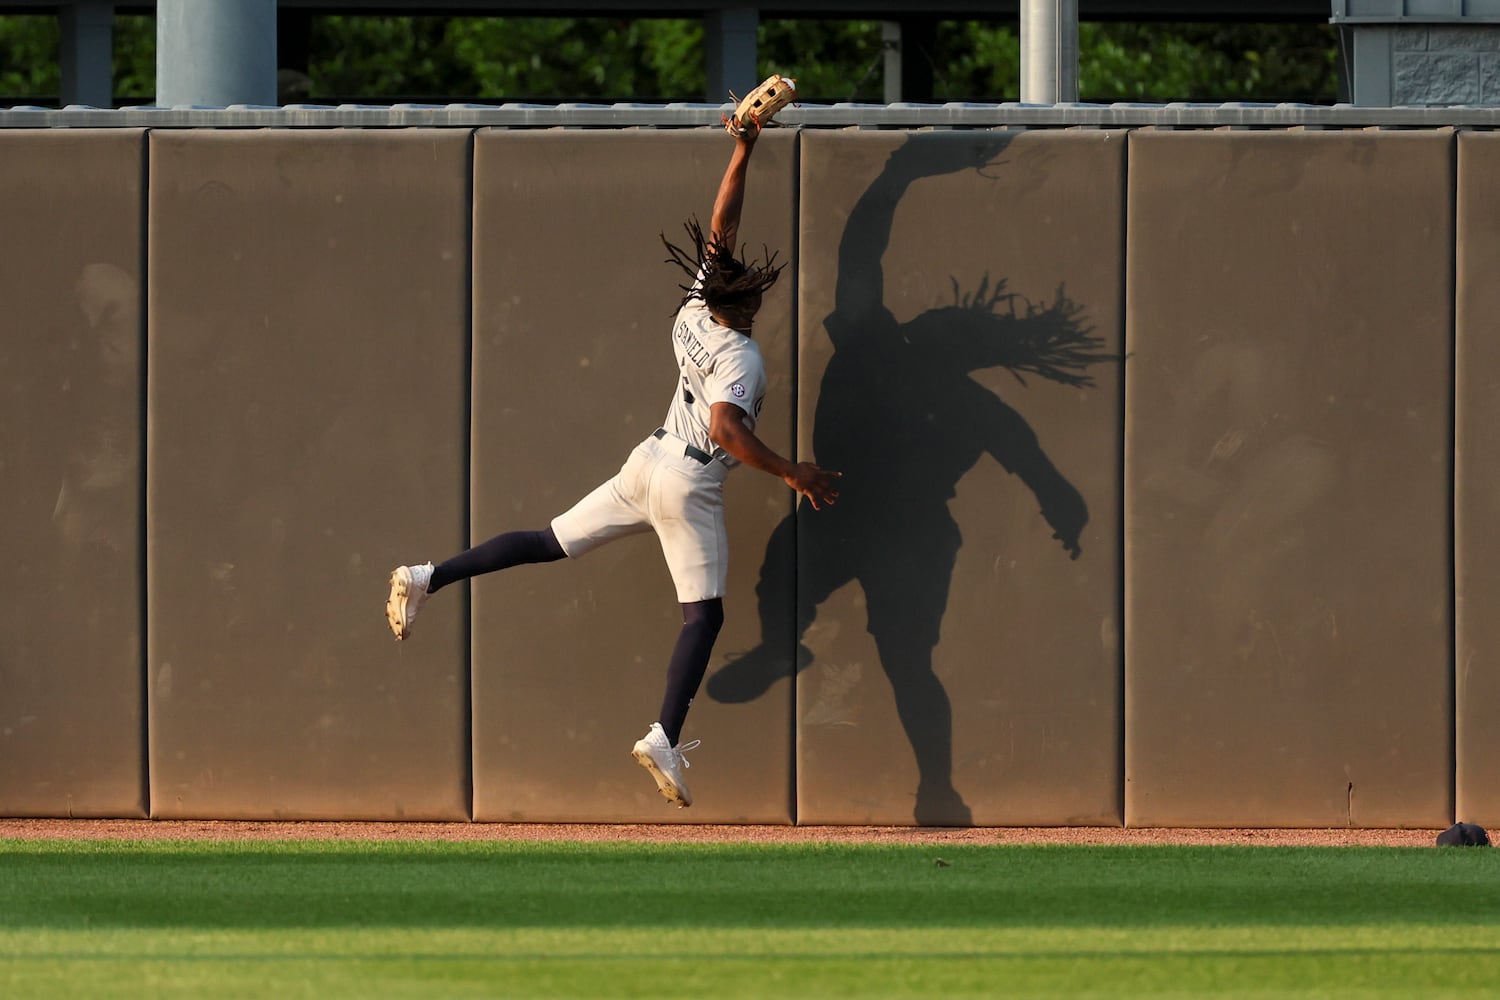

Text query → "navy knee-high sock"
[428,528,565,593]
[658,598,725,746]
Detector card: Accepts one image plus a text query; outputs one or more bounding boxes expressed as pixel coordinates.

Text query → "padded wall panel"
[0,131,146,817]
[470,130,798,822]
[1457,131,1500,827]
[794,130,1125,826]
[1126,129,1453,827]
[148,130,471,819]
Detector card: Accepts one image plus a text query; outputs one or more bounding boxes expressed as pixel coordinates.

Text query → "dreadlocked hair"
[661,216,785,317]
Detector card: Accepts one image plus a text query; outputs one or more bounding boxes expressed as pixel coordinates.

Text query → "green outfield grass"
[2,839,1498,997]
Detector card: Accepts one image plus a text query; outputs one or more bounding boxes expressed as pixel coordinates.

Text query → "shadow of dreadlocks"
[706,132,1114,825]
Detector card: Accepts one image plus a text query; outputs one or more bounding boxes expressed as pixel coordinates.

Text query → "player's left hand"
[724,74,797,140]
[787,463,841,510]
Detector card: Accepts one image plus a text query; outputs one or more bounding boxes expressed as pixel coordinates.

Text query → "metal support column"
[705,7,758,103]
[59,1,115,108]
[1021,0,1079,104]
[883,21,903,103]
[157,0,277,107]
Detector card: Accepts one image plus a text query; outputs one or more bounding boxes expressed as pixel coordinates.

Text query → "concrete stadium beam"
[58,0,114,107]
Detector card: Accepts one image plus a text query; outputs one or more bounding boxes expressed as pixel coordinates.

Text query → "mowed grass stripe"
[6,923,1500,958]
[5,841,1498,928]
[2,841,1498,997]
[7,949,1500,997]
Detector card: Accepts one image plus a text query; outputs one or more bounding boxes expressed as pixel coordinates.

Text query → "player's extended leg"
[388,440,656,641]
[631,442,730,807]
[632,598,723,808]
[659,599,725,744]
[430,528,566,593]
[386,528,566,640]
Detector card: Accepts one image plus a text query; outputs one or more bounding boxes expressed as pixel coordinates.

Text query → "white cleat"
[632,722,701,808]
[385,562,434,641]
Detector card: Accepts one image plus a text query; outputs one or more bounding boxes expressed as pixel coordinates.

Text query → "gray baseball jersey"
[548,286,765,603]
[661,294,767,467]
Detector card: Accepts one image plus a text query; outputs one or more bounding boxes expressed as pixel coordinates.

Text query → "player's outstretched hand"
[786,463,842,510]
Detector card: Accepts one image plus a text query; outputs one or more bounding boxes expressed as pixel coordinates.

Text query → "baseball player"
[385,124,841,808]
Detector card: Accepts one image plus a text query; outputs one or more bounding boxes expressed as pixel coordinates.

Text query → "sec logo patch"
[731,382,746,398]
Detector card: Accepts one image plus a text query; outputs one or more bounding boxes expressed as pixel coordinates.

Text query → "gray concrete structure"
[1333,0,1500,105]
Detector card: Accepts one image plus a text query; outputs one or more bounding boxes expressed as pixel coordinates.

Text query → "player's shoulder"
[717,329,765,373]
[729,330,763,357]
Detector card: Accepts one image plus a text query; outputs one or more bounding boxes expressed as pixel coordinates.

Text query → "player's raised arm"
[709,134,755,258]
[711,74,796,256]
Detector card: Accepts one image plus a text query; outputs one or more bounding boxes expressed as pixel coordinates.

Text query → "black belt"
[653,428,714,466]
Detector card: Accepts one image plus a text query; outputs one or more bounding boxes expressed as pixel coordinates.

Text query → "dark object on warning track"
[1436,822,1491,847]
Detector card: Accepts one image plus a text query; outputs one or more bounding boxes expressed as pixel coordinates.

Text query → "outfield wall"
[0,121,1490,827]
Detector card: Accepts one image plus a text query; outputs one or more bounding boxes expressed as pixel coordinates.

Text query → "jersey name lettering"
[675,320,712,369]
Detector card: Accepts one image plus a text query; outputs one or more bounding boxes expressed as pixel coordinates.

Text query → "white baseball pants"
[550,430,731,603]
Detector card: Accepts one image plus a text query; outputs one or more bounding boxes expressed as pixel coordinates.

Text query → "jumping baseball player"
[385,101,840,808]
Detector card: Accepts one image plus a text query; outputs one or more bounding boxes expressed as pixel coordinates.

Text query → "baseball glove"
[724,74,797,139]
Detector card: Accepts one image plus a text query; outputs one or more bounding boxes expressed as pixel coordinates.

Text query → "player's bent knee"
[683,598,725,636]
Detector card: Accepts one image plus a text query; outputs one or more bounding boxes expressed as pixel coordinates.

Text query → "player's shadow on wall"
[707,132,1113,825]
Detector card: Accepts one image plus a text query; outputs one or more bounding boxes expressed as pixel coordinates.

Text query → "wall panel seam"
[464,128,478,822]
[138,127,153,820]
[1116,130,1129,829]
[1449,128,1460,823]
[789,129,803,827]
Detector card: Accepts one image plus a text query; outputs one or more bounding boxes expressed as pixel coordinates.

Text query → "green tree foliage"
[759,20,883,101]
[0,13,1338,107]
[1079,23,1338,102]
[309,16,707,101]
[934,21,1024,101]
[114,16,155,100]
[0,15,57,101]
[0,14,154,103]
